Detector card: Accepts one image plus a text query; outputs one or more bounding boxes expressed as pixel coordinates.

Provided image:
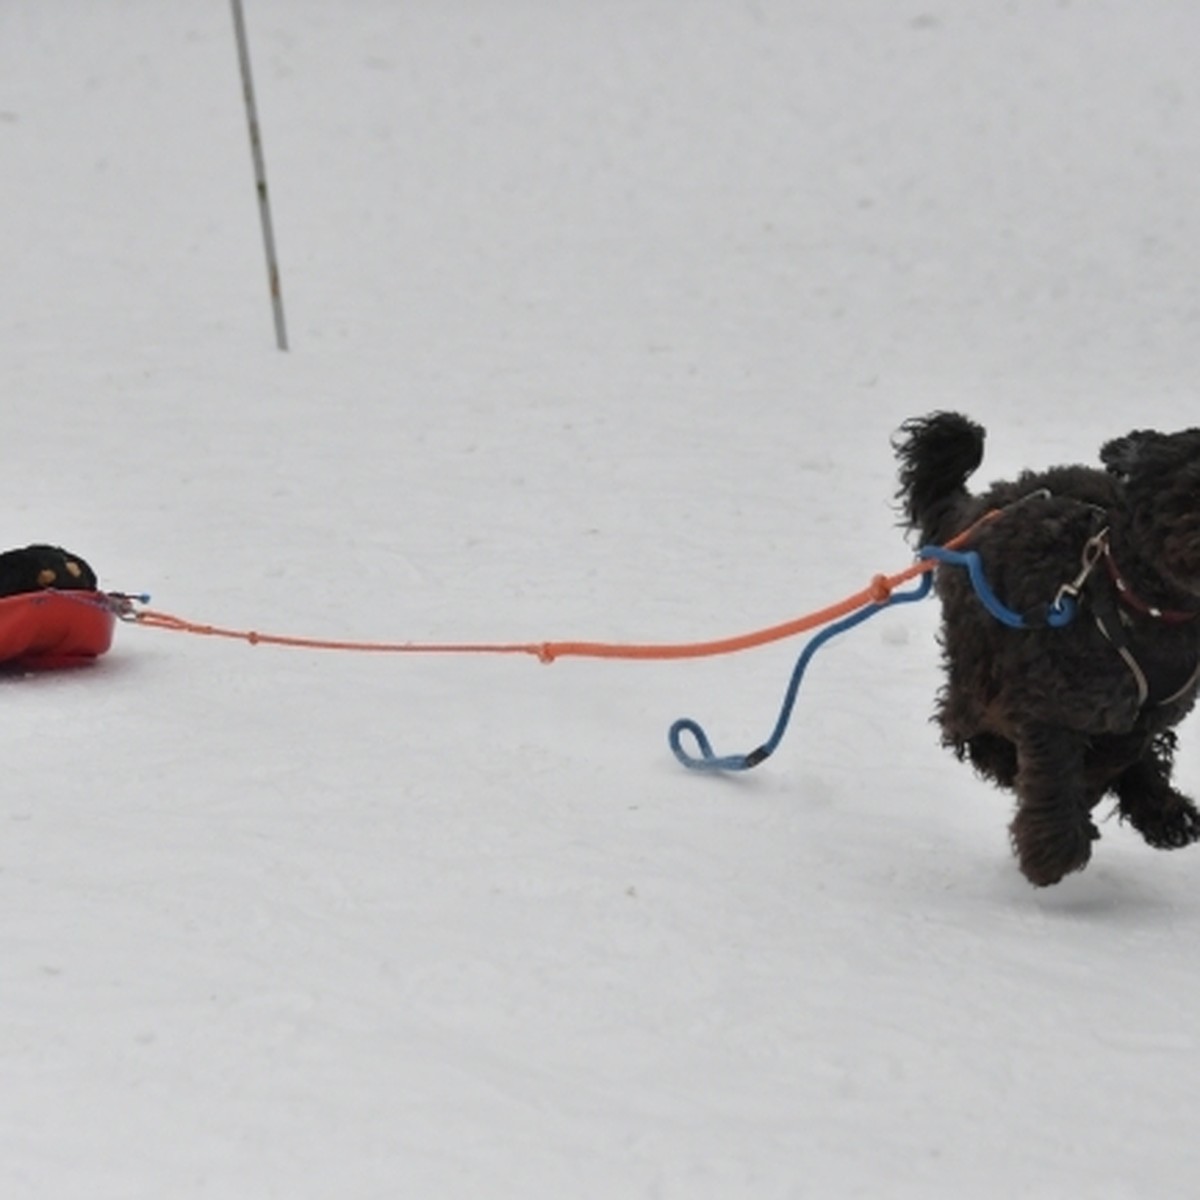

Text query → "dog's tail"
[893,412,985,543]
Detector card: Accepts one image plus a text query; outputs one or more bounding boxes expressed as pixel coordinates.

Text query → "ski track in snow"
[3,2,1200,1197]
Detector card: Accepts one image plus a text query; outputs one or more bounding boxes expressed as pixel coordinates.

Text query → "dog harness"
[946,492,1200,712]
[1089,535,1200,709]
[1050,521,1200,710]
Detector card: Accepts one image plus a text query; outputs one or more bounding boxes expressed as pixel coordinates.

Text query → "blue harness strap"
[918,545,1076,630]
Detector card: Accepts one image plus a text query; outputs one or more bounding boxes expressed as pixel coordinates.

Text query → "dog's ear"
[1100,430,1164,478]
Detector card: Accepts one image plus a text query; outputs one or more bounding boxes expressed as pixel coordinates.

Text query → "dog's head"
[1102,427,1200,595]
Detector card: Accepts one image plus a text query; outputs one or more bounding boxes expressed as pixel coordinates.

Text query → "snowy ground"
[4,2,1200,1196]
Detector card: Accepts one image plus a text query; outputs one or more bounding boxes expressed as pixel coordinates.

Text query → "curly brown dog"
[894,413,1200,886]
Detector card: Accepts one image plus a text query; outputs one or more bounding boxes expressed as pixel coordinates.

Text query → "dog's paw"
[1122,795,1200,851]
[0,545,98,597]
[1010,807,1099,887]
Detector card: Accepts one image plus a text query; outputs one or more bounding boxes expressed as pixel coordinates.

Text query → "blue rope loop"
[669,541,1079,773]
[669,573,934,771]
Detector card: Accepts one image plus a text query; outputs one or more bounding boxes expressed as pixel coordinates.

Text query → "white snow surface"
[4,2,1200,1196]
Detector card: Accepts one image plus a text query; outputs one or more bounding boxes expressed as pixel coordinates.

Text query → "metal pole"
[231,0,288,350]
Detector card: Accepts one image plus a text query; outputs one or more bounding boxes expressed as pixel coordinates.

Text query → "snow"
[4,1,1200,1196]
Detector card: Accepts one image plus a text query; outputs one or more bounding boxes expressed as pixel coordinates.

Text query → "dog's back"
[894,414,1122,545]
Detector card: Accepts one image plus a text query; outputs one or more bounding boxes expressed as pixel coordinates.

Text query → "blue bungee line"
[668,544,1078,772]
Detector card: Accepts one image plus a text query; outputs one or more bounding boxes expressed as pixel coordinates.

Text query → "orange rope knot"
[867,574,893,604]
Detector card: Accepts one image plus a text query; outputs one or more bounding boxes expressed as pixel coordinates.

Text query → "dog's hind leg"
[1113,731,1200,850]
[963,732,1019,788]
[936,685,1019,787]
[1009,723,1099,886]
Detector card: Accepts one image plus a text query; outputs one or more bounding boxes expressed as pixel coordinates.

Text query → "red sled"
[0,590,116,670]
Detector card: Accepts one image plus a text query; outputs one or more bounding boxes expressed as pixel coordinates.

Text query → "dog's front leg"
[1114,732,1200,850]
[1009,722,1099,886]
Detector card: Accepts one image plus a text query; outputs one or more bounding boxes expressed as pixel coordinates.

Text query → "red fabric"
[0,591,115,669]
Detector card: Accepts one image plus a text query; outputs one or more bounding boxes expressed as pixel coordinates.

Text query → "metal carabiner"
[1053,529,1109,612]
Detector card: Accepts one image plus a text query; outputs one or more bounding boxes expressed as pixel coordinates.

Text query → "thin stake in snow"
[231,0,288,350]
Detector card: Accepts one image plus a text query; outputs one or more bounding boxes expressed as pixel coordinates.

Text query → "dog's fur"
[894,413,1200,886]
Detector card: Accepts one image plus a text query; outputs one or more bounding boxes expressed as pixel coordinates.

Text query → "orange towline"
[130,512,996,664]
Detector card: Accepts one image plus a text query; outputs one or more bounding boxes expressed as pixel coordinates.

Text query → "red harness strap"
[1103,546,1200,625]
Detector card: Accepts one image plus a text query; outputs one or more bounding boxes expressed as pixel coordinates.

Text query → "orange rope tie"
[129,509,998,665]
[133,608,548,657]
